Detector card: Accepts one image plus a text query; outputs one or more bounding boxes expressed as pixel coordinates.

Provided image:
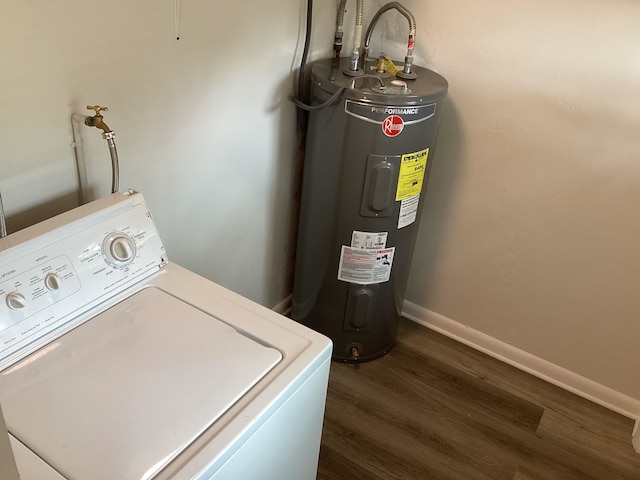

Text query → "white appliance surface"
[0,191,332,480]
[1,287,281,479]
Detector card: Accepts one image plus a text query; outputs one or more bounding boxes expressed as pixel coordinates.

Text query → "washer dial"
[45,272,62,291]
[102,232,137,267]
[6,292,27,310]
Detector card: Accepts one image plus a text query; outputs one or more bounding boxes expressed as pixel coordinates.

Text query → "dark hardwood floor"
[317,319,640,480]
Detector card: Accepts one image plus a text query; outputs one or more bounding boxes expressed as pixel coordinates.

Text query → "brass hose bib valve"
[85,105,113,134]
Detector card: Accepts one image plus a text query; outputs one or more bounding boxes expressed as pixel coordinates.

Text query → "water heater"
[292,57,448,362]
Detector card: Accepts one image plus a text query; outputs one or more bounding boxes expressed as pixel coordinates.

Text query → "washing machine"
[0,190,332,480]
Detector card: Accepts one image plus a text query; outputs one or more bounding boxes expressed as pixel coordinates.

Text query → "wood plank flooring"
[317,318,640,480]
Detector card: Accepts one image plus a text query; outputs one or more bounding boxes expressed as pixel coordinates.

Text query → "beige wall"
[377,0,640,405]
[0,0,334,307]
[2,0,638,414]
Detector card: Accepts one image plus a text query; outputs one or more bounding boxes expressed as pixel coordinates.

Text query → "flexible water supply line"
[83,106,120,195]
[0,190,7,238]
[348,0,365,72]
[334,0,347,57]
[364,2,417,78]
[105,132,119,194]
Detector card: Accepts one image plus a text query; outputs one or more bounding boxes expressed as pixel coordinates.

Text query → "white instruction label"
[337,246,395,285]
[351,230,388,249]
[398,194,420,229]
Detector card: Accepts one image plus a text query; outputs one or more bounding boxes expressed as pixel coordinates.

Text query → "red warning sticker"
[382,115,404,137]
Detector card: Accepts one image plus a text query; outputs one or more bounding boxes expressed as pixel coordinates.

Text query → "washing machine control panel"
[0,192,167,368]
[2,255,81,311]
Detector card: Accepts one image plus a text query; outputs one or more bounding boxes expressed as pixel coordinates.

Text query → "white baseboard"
[275,294,639,450]
[402,300,640,434]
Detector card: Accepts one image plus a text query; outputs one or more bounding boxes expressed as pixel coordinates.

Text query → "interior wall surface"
[0,0,345,307]
[3,0,638,412]
[369,0,640,405]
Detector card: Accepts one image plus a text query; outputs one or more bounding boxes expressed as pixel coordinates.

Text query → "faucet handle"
[86,105,109,115]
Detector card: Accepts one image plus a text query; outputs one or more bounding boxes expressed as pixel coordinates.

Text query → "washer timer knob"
[45,273,62,291]
[103,233,137,266]
[6,292,27,310]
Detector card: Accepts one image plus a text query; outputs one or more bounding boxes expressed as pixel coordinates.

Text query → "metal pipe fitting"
[350,346,359,361]
[334,0,348,57]
[85,105,113,134]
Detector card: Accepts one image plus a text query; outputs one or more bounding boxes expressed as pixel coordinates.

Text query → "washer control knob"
[6,292,27,310]
[103,233,137,266]
[111,237,134,262]
[45,272,62,291]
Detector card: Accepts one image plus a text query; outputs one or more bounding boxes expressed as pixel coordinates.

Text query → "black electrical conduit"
[297,0,314,105]
[294,0,387,113]
[292,74,386,112]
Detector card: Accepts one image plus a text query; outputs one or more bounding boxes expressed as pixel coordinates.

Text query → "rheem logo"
[382,115,404,137]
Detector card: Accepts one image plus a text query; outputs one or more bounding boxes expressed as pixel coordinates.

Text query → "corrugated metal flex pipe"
[0,190,7,238]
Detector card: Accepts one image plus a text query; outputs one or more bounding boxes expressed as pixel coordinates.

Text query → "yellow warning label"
[395,148,429,201]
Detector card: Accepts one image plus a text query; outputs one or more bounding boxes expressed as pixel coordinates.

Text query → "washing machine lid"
[0,287,282,480]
